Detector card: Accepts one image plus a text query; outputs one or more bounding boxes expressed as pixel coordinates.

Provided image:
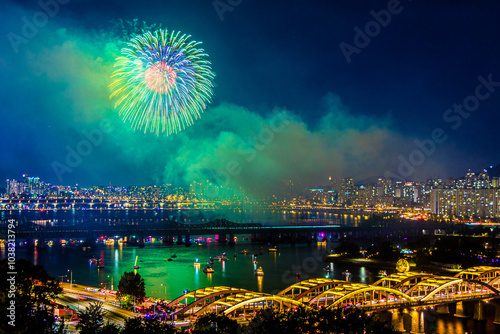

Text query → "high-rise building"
[330,178,354,205]
[6,179,20,196]
[492,177,499,188]
[431,188,500,218]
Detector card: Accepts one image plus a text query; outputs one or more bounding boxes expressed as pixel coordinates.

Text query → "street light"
[107,275,113,291]
[100,283,107,300]
[58,275,67,285]
[67,269,72,288]
[161,284,167,300]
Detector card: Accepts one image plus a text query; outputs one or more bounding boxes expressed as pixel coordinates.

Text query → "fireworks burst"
[110,29,215,135]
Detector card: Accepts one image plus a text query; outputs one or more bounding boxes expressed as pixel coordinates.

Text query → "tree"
[76,301,107,334]
[192,312,239,333]
[244,308,286,334]
[327,307,399,334]
[122,315,177,334]
[0,258,63,334]
[118,272,146,307]
[101,323,122,334]
[237,307,401,334]
[283,307,317,333]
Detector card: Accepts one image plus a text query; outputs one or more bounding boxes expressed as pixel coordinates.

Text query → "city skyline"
[3,3,500,330]
[3,166,500,220]
[1,0,499,200]
[3,163,500,192]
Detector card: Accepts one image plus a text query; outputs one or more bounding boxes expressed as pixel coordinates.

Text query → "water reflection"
[257,275,263,292]
[4,241,499,333]
[360,267,366,284]
[1,208,363,226]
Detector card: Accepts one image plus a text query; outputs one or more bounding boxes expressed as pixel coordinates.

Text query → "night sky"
[1,0,499,196]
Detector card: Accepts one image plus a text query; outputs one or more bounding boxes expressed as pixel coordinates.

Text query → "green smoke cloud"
[0,9,449,197]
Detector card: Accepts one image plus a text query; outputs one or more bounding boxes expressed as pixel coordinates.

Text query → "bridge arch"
[191,292,271,316]
[292,280,355,303]
[223,296,311,315]
[171,289,250,316]
[420,279,499,302]
[166,286,247,309]
[277,278,345,298]
[374,272,439,291]
[325,286,416,309]
[488,275,500,289]
[454,266,500,281]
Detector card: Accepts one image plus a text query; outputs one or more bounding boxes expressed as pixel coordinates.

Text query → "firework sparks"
[110,29,215,135]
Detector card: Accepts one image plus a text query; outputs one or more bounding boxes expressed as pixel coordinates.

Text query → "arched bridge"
[166,266,500,319]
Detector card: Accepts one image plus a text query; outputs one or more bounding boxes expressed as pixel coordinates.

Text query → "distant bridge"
[0,218,453,244]
[0,198,220,209]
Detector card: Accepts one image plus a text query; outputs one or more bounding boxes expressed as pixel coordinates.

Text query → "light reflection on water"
[3,239,499,333]
[360,266,366,284]
[257,275,263,293]
[432,314,494,334]
[0,208,362,227]
[9,241,371,298]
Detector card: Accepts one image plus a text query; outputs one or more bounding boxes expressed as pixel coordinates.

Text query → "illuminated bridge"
[0,198,221,209]
[0,218,452,246]
[166,266,500,328]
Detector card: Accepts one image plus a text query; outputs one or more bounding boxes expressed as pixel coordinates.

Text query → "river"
[0,207,364,226]
[1,209,498,333]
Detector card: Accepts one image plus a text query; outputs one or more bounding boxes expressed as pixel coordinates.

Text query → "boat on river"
[203,266,214,274]
[213,253,228,261]
[134,255,140,269]
[255,267,264,276]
